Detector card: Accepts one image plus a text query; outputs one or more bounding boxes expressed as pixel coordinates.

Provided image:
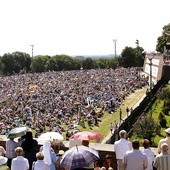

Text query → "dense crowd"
[0,67,148,137]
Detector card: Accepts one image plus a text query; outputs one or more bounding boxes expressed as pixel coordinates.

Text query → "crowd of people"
[0,67,148,138]
[1,67,161,170]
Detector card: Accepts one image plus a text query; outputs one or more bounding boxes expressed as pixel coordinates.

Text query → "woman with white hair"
[42,141,57,170]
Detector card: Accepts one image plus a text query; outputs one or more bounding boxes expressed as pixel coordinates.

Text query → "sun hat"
[165,128,170,134]
[0,156,8,165]
[57,150,64,156]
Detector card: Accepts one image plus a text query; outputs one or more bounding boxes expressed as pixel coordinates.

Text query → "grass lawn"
[150,85,170,146]
[130,84,170,147]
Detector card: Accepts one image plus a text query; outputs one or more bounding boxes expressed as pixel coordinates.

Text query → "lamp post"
[148,55,154,102]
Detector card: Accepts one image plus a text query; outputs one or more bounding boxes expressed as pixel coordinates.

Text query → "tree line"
[0,46,145,75]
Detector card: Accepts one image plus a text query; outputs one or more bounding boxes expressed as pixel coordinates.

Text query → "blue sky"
[0,0,170,56]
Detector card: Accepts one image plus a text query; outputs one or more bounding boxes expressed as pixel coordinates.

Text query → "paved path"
[101,88,147,144]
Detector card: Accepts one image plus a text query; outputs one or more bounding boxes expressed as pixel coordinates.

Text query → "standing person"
[42,141,57,170]
[5,137,17,168]
[32,152,50,170]
[119,109,122,122]
[0,156,10,170]
[11,147,29,170]
[142,139,155,170]
[114,130,132,170]
[126,107,129,117]
[56,150,65,170]
[157,127,170,154]
[21,131,38,170]
[153,143,170,170]
[123,140,148,170]
[109,123,113,134]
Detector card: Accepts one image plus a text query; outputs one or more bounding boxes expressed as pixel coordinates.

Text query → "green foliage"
[132,116,161,143]
[160,117,167,128]
[157,86,170,116]
[1,52,31,75]
[158,112,167,127]
[156,86,170,100]
[12,51,31,73]
[156,23,170,53]
[82,57,95,69]
[120,46,145,68]
[31,55,50,73]
[2,53,15,75]
[164,106,170,115]
[158,112,165,119]
[0,57,4,74]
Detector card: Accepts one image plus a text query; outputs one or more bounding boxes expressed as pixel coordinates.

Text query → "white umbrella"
[7,126,29,138]
[37,132,64,144]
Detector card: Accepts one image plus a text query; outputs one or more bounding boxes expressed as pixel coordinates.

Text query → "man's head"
[119,130,127,139]
[161,143,169,154]
[82,140,89,147]
[15,147,23,156]
[132,140,140,150]
[142,139,150,149]
[36,152,44,160]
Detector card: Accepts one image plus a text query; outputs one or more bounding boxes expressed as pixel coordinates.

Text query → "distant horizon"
[0,51,117,57]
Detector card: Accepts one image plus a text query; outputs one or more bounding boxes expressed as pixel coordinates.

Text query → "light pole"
[30,45,34,58]
[148,55,154,102]
[113,39,117,57]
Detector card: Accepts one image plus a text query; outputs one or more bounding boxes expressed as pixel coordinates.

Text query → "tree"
[0,57,4,74]
[31,55,50,73]
[12,51,31,73]
[1,52,31,75]
[95,58,109,69]
[156,23,170,53]
[132,116,161,144]
[2,53,15,75]
[121,47,136,67]
[158,112,167,127]
[134,46,145,67]
[82,58,95,69]
[120,46,145,68]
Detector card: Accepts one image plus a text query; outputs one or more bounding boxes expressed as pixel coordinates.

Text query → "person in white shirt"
[114,130,132,170]
[11,147,29,170]
[142,139,155,170]
[32,152,49,170]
